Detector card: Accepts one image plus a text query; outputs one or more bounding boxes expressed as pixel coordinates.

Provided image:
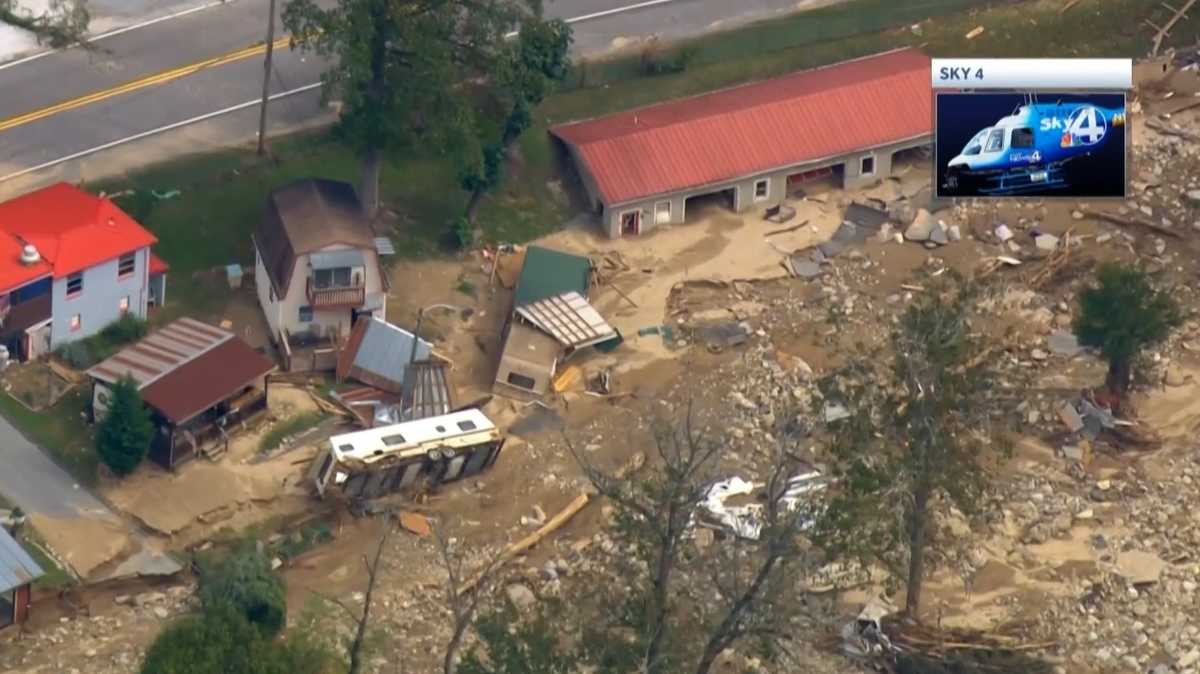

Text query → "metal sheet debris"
[693,471,826,541]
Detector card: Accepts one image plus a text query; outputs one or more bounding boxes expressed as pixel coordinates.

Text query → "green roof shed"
[513,246,591,307]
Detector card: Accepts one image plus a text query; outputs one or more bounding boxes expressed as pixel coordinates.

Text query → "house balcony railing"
[307,278,366,309]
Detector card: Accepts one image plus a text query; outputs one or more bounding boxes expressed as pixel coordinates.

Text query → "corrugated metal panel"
[352,318,432,390]
[403,361,454,421]
[0,528,44,593]
[87,317,233,387]
[516,291,617,349]
[310,249,365,270]
[551,48,932,206]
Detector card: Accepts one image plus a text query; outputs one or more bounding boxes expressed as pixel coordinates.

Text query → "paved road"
[0,0,839,195]
[0,414,110,519]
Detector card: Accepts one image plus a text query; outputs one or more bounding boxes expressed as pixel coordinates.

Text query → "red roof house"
[551,48,933,237]
[0,183,167,359]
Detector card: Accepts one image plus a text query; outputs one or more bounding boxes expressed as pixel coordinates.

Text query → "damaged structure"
[311,408,505,501]
[334,316,455,427]
[494,246,617,399]
[550,48,932,238]
[87,317,277,468]
[253,178,390,371]
[0,527,43,633]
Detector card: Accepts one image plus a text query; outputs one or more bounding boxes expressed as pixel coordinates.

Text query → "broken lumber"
[1059,0,1082,13]
[458,492,590,594]
[764,219,810,238]
[1082,208,1182,239]
[609,282,639,309]
[1146,118,1200,141]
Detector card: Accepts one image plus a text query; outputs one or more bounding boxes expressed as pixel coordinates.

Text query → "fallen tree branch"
[1082,208,1182,239]
[457,492,590,594]
[1146,118,1200,142]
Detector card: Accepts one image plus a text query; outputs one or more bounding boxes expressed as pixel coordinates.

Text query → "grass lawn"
[0,388,98,486]
[259,411,326,453]
[18,528,75,590]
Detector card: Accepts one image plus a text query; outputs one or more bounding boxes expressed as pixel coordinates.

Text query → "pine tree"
[96,375,153,476]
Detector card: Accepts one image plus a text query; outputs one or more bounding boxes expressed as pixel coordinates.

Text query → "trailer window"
[317,454,334,486]
[381,434,406,446]
[506,372,536,390]
[457,420,477,431]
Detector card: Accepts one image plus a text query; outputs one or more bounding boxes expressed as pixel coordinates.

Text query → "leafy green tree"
[141,602,329,674]
[199,549,288,635]
[1073,262,1183,397]
[459,15,572,229]
[283,0,533,218]
[96,375,154,476]
[814,285,1012,621]
[0,0,89,48]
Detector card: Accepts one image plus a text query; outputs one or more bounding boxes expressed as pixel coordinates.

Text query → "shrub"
[198,549,287,635]
[95,375,153,476]
[100,314,148,344]
[57,341,94,369]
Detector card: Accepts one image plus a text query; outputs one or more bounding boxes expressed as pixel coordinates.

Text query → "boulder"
[904,209,935,242]
[505,583,537,612]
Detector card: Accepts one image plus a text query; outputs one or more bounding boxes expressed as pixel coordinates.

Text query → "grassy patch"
[0,388,98,486]
[17,528,75,590]
[258,411,326,453]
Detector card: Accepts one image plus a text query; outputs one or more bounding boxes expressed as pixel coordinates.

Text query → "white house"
[0,183,167,360]
[252,178,388,344]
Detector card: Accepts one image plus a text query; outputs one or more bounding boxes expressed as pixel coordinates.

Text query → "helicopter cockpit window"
[961,129,987,156]
[984,128,1005,152]
[1011,128,1034,148]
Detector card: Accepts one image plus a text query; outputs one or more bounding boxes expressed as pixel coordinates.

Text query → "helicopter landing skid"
[977,165,1068,196]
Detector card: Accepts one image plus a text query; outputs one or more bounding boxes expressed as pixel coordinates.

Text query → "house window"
[298,305,313,323]
[860,155,876,176]
[753,179,770,201]
[66,273,83,297]
[0,588,13,629]
[654,200,671,225]
[118,296,130,315]
[313,267,355,289]
[506,371,537,391]
[117,253,136,278]
[69,314,81,332]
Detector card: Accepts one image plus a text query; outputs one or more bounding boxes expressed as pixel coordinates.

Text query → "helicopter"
[941,95,1125,196]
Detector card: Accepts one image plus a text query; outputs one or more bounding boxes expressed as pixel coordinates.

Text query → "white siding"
[271,243,388,338]
[50,247,149,349]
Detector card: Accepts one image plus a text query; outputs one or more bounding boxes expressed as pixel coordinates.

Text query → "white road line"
[505,0,679,37]
[0,0,239,72]
[0,82,322,184]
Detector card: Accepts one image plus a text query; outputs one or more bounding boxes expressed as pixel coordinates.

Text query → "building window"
[313,267,355,289]
[69,314,81,332]
[117,253,136,278]
[860,155,876,176]
[506,371,536,391]
[0,588,13,629]
[753,179,770,201]
[654,200,671,225]
[298,305,313,323]
[118,296,130,315]
[66,273,83,297]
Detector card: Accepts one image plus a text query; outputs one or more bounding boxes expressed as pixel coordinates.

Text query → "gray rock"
[929,222,949,246]
[995,223,1014,242]
[152,607,170,620]
[1035,234,1060,251]
[1057,401,1084,433]
[505,583,537,612]
[947,224,962,242]
[1155,237,1167,257]
[1047,330,1082,357]
[904,209,935,242]
[1187,189,1200,206]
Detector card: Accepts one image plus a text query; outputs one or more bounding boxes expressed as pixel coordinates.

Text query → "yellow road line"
[0,36,291,133]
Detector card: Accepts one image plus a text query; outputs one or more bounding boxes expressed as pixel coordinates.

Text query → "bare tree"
[567,403,718,674]
[312,514,396,674]
[434,523,506,674]
[0,0,89,48]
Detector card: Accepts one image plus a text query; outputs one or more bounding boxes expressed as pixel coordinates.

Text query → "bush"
[199,549,287,635]
[639,38,698,75]
[95,375,153,476]
[100,314,148,344]
[57,341,94,369]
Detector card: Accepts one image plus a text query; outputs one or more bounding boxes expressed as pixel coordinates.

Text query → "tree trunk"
[360,147,382,219]
[1106,357,1132,397]
[464,188,485,225]
[694,554,780,674]
[349,521,390,674]
[256,0,276,157]
[443,620,469,674]
[904,484,931,621]
[644,536,677,674]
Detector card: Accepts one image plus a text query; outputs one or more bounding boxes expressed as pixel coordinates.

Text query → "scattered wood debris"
[964,25,985,39]
[1081,208,1182,239]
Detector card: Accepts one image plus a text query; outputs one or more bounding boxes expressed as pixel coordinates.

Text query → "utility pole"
[257,0,277,157]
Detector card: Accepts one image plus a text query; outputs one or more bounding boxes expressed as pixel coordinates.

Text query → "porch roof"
[0,527,43,593]
[141,338,277,425]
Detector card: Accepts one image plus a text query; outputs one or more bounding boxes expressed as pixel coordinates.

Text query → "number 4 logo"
[1065,106,1107,146]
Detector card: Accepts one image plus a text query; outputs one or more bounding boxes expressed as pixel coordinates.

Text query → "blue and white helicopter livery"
[941,98,1125,196]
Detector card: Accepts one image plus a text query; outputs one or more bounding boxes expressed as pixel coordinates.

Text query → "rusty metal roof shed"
[87,317,234,387]
[550,48,932,206]
[0,527,44,592]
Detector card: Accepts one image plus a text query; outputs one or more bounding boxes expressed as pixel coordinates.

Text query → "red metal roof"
[551,49,933,206]
[141,337,276,425]
[149,254,170,276]
[0,183,158,292]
